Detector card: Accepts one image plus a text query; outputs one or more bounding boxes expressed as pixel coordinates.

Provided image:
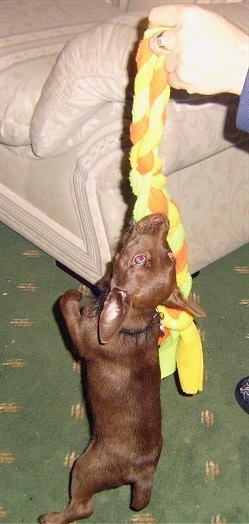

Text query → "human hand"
[149,4,249,95]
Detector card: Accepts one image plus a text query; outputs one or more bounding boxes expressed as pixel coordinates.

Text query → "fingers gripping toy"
[129,28,204,394]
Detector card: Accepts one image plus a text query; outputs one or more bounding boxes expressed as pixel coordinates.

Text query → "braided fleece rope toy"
[129,28,203,394]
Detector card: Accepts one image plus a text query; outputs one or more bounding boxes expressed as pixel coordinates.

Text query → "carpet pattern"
[0,221,249,523]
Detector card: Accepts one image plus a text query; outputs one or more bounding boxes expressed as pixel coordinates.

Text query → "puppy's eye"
[133,254,146,265]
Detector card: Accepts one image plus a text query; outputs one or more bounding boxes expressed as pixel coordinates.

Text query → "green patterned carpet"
[1,222,249,524]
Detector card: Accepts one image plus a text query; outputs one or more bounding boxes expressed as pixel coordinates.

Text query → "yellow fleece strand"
[129,27,203,394]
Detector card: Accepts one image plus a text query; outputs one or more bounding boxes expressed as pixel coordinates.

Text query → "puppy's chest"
[86,332,160,396]
[88,361,160,414]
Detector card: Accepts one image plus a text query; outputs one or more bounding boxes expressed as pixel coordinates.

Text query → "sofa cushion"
[0,0,123,147]
[0,56,59,146]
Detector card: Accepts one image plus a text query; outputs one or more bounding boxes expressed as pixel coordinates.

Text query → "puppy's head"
[98,214,205,343]
[111,213,176,308]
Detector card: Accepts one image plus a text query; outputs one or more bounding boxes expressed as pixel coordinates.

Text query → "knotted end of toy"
[157,306,203,394]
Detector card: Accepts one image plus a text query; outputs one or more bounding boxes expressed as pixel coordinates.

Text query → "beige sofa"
[0,0,248,284]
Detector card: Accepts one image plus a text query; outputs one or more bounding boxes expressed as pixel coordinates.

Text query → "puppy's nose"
[148,213,169,231]
[137,213,170,234]
[150,213,167,225]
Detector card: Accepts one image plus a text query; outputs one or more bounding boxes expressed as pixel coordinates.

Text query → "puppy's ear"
[164,288,206,318]
[99,288,129,343]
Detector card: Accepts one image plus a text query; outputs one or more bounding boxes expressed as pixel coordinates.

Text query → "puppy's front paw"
[60,289,82,310]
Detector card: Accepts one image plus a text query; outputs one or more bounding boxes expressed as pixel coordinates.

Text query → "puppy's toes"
[38,513,62,524]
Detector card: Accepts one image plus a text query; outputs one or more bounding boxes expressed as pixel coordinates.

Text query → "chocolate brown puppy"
[39,214,205,524]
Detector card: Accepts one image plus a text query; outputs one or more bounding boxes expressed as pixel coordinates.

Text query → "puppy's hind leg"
[38,496,93,524]
[38,451,96,524]
[131,469,155,512]
[38,499,93,524]
[38,443,119,524]
[38,478,93,524]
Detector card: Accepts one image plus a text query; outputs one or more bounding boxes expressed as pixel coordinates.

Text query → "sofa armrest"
[31,13,146,157]
[0,0,125,149]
